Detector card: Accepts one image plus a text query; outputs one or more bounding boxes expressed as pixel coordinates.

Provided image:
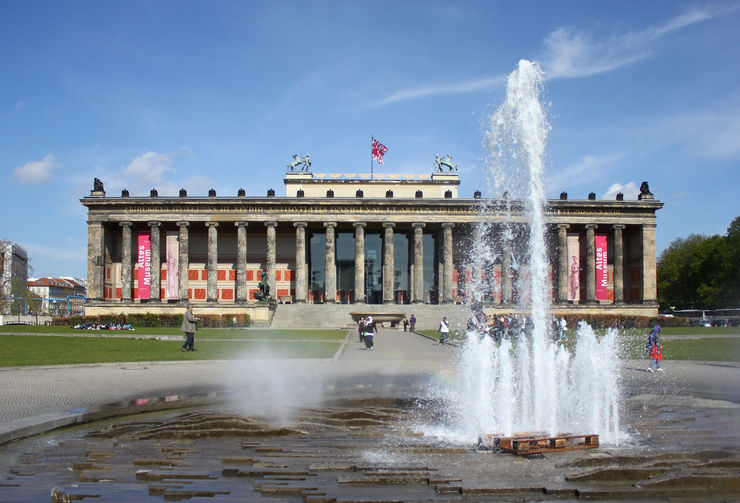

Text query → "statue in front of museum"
[287,154,311,172]
[253,270,270,301]
[434,154,458,173]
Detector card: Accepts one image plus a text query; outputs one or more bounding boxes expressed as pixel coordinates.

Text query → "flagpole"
[370,136,374,180]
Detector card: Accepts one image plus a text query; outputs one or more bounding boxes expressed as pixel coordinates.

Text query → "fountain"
[437,60,623,448]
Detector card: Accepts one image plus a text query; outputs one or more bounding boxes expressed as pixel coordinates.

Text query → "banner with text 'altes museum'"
[595,234,609,301]
[137,231,151,299]
[165,232,179,300]
[567,234,580,301]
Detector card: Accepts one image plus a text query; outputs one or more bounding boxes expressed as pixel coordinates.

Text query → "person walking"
[181,304,200,352]
[409,314,416,331]
[358,316,366,343]
[558,317,568,342]
[439,316,450,345]
[646,324,663,372]
[403,316,408,332]
[364,316,377,350]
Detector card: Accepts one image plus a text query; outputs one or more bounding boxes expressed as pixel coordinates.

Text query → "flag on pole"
[371,137,388,165]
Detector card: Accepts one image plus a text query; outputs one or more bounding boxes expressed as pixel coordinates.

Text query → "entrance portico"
[82,170,662,317]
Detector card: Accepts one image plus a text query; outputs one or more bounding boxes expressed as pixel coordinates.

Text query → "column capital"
[177,221,190,228]
[642,222,657,229]
[234,221,249,228]
[205,221,219,229]
[119,221,133,228]
[412,222,426,229]
[441,222,455,229]
[147,221,161,228]
[323,221,337,229]
[264,221,278,228]
[382,222,395,229]
[293,221,307,229]
[585,223,598,230]
[557,223,570,230]
[612,224,626,230]
[352,222,366,229]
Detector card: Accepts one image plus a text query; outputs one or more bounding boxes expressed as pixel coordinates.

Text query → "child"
[646,325,664,372]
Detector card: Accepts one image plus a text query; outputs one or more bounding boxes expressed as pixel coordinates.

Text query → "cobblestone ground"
[0,330,739,501]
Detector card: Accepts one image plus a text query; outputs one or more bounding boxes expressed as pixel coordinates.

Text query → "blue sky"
[1,1,738,279]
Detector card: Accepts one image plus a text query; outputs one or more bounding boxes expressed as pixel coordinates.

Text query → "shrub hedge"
[54,313,251,328]
[557,315,688,330]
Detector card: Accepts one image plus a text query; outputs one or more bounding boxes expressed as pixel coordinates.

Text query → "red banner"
[372,137,388,164]
[137,232,151,299]
[595,234,608,301]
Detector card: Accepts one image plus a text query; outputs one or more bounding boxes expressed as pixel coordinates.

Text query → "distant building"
[1,241,28,312]
[27,277,86,315]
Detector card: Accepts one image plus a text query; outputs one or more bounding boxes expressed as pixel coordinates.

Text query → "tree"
[657,216,740,310]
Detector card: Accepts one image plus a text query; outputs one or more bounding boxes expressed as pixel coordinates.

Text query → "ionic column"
[641,222,658,305]
[265,221,277,301]
[585,224,597,303]
[412,222,425,304]
[557,224,570,303]
[86,221,105,301]
[613,224,625,304]
[353,222,366,304]
[177,221,190,302]
[502,235,512,305]
[324,222,337,303]
[148,221,161,301]
[294,222,307,303]
[206,222,219,302]
[119,221,133,302]
[382,223,395,304]
[442,223,454,303]
[235,222,248,303]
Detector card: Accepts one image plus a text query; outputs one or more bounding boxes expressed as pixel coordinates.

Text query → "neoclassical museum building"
[82,167,662,324]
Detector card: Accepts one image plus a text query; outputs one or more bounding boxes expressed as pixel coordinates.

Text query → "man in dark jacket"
[181,304,200,352]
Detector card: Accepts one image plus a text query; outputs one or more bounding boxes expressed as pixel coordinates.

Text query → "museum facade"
[82,169,663,320]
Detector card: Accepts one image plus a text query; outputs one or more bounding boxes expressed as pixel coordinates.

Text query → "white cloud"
[10,154,60,184]
[371,6,729,106]
[372,75,507,106]
[603,182,640,200]
[112,148,191,196]
[541,7,724,79]
[546,153,623,193]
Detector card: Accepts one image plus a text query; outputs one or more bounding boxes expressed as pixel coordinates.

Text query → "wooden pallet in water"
[479,433,599,455]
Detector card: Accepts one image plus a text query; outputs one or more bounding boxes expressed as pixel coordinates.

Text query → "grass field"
[418,329,740,362]
[0,333,344,367]
[0,325,347,340]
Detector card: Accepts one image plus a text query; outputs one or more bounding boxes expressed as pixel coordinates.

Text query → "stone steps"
[270,303,472,331]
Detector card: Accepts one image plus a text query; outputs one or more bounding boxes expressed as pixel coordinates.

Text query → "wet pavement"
[0,329,739,501]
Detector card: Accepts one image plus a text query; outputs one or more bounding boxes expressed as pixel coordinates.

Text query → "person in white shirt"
[439,316,450,345]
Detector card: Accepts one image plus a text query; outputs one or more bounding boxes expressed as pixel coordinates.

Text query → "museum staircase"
[270,303,472,331]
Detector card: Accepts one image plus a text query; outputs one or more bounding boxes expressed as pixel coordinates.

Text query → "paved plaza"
[1,329,739,501]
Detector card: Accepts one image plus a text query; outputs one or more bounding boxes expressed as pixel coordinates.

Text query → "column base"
[324,299,337,304]
[352,300,365,305]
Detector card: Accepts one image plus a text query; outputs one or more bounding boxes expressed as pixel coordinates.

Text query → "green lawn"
[0,325,347,340]
[418,329,740,362]
[0,334,342,367]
